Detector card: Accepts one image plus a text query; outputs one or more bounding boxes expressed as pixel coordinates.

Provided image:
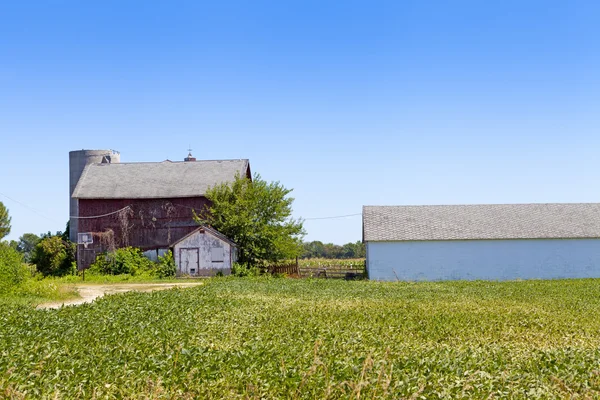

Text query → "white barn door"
[180,248,199,275]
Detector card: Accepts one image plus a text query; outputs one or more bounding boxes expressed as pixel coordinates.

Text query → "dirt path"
[38,282,204,309]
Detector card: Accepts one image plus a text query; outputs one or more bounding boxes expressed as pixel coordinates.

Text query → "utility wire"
[304,213,362,221]
[0,191,360,223]
[70,205,132,219]
[173,202,361,221]
[0,191,60,223]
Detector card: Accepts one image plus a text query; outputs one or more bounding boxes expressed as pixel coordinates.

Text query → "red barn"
[71,154,250,269]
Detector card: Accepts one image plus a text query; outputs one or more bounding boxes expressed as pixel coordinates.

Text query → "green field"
[2,277,600,399]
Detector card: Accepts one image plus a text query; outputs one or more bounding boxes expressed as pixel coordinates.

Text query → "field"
[2,278,600,398]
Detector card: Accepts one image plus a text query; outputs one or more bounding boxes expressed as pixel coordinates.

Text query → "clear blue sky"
[1,0,599,245]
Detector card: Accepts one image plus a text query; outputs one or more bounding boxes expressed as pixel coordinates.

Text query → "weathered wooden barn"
[71,151,250,273]
[363,203,600,281]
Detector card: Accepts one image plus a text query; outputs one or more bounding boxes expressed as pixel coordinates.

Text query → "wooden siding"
[76,197,210,269]
[173,229,233,276]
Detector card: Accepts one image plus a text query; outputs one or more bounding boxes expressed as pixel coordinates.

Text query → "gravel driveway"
[38,282,204,309]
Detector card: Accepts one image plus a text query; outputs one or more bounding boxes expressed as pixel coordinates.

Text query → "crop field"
[298,258,365,269]
[2,278,600,399]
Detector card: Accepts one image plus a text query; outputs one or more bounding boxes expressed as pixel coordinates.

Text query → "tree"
[197,173,305,267]
[16,233,41,262]
[30,236,76,277]
[0,241,27,294]
[301,240,365,259]
[0,201,11,240]
[302,241,325,258]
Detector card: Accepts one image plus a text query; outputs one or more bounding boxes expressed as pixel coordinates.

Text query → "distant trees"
[0,202,11,240]
[16,233,40,263]
[301,240,365,259]
[198,173,305,267]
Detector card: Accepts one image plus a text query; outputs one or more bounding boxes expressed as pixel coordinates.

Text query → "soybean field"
[2,278,600,398]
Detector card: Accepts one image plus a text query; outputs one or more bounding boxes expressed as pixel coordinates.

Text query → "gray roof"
[72,159,250,199]
[173,225,237,247]
[363,203,600,242]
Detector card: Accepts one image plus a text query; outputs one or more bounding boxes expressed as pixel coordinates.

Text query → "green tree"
[31,236,76,277]
[16,233,41,263]
[0,201,11,240]
[302,241,325,258]
[0,241,27,294]
[197,173,305,267]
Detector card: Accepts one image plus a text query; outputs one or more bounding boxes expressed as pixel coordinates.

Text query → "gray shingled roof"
[363,203,600,242]
[72,159,250,199]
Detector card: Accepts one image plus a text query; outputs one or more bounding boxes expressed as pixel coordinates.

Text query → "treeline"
[301,241,365,259]
[6,223,76,277]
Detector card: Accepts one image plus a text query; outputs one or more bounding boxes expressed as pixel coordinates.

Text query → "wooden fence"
[267,259,366,280]
[267,263,299,275]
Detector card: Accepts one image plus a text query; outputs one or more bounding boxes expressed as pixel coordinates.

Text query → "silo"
[69,149,120,242]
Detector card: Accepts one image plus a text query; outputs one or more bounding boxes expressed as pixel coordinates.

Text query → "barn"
[70,150,249,271]
[363,203,600,281]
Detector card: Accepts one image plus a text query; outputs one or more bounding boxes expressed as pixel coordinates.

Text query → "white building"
[172,226,237,276]
[363,203,600,281]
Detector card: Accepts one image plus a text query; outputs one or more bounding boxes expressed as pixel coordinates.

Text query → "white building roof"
[363,203,600,242]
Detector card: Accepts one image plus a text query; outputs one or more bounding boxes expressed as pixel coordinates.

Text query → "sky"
[1,0,599,245]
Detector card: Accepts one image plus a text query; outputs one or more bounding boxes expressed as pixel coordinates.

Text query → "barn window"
[211,247,224,262]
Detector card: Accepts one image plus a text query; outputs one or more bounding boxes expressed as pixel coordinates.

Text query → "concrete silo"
[69,149,120,242]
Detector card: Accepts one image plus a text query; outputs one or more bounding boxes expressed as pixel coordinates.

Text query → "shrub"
[89,247,154,276]
[155,250,176,278]
[232,262,262,277]
[31,236,76,277]
[0,242,28,293]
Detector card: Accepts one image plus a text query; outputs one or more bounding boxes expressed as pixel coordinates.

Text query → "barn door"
[180,248,199,275]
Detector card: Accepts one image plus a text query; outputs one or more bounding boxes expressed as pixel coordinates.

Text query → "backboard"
[77,232,93,248]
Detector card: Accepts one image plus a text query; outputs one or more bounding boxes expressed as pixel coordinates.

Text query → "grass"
[58,272,183,284]
[0,273,183,307]
[0,277,80,306]
[2,277,600,398]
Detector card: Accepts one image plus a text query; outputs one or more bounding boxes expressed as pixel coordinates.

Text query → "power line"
[304,213,362,221]
[70,205,132,219]
[172,202,361,221]
[0,191,60,223]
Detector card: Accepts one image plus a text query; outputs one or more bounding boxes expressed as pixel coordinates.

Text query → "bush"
[31,236,76,277]
[156,250,176,278]
[90,247,175,278]
[0,242,28,294]
[89,247,154,276]
[232,262,262,277]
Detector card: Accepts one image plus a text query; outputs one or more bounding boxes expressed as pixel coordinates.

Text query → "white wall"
[366,239,600,281]
[173,231,233,276]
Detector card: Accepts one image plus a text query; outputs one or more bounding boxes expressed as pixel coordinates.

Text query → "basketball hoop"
[78,232,93,249]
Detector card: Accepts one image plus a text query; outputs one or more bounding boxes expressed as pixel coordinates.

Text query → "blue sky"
[1,0,599,244]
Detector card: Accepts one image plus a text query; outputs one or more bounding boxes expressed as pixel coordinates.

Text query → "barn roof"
[173,226,237,247]
[72,159,250,199]
[363,203,600,242]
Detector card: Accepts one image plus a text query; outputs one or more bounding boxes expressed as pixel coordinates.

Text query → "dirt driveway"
[38,282,204,310]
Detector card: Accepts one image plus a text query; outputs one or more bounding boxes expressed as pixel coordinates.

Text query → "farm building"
[69,149,249,273]
[173,226,236,276]
[363,203,600,281]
